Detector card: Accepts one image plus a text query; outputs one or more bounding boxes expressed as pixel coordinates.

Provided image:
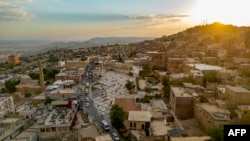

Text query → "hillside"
[130,22,250,52]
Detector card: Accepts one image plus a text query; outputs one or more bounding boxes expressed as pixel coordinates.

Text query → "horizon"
[1,0,250,41]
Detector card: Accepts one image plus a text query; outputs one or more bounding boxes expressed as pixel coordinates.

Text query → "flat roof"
[151,100,168,110]
[128,111,151,122]
[51,88,76,94]
[151,120,173,136]
[53,80,75,85]
[51,101,68,106]
[147,51,159,53]
[190,70,203,76]
[237,105,250,110]
[170,73,189,79]
[0,118,19,124]
[59,89,76,94]
[168,58,186,60]
[199,103,230,120]
[114,98,141,113]
[32,95,46,100]
[187,64,222,71]
[183,82,195,89]
[95,134,113,141]
[43,107,73,125]
[171,87,193,97]
[171,136,211,141]
[226,85,250,93]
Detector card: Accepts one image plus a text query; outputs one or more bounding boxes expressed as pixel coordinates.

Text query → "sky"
[0,0,250,41]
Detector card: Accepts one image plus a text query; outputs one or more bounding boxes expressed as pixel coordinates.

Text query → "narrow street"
[76,61,127,140]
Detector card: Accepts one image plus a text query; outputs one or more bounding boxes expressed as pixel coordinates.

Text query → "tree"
[44,97,54,105]
[162,76,170,98]
[207,127,224,141]
[43,68,59,80]
[125,80,134,90]
[144,87,153,94]
[162,76,169,87]
[48,54,59,62]
[25,93,32,97]
[140,95,151,103]
[5,79,20,93]
[110,104,126,130]
[29,72,39,80]
[203,73,220,86]
[163,86,170,98]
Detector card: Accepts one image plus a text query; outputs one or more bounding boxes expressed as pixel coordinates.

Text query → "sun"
[190,0,250,26]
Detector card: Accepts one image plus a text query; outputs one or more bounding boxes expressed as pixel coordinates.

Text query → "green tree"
[48,54,59,62]
[125,80,134,90]
[163,86,170,98]
[1,88,8,93]
[5,79,20,93]
[203,73,220,86]
[207,127,224,141]
[144,87,153,94]
[162,76,170,98]
[43,69,59,80]
[25,93,32,97]
[162,76,169,87]
[29,72,39,80]
[142,63,150,71]
[110,104,126,130]
[44,97,54,105]
[139,95,151,103]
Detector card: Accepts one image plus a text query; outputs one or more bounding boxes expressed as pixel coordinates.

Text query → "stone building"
[169,86,194,120]
[0,94,15,119]
[194,103,231,131]
[8,54,19,65]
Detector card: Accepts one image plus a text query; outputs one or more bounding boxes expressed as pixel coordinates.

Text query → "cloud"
[0,0,34,2]
[124,13,189,29]
[125,14,189,21]
[0,0,34,21]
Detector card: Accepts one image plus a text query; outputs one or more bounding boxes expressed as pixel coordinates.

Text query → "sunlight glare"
[190,0,250,26]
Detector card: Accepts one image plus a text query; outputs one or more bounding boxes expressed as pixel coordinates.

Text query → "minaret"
[61,49,64,61]
[38,60,45,92]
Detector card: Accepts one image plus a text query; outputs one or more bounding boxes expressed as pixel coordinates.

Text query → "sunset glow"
[190,0,250,26]
[0,0,250,40]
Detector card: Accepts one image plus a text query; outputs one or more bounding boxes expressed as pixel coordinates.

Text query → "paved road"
[76,62,106,130]
[77,61,126,140]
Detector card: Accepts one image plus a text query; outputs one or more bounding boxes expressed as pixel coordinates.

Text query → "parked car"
[111,132,120,141]
[85,102,90,107]
[86,97,90,102]
[81,123,88,128]
[101,120,110,131]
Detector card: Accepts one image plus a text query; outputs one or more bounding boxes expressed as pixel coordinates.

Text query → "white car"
[111,132,120,141]
[86,97,90,102]
[85,102,90,107]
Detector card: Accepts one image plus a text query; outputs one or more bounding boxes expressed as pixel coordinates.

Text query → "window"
[52,127,56,132]
[64,127,68,131]
[40,128,45,132]
[130,122,132,128]
[46,128,51,132]
[134,123,136,128]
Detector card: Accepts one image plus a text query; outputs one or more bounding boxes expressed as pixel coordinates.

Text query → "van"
[101,120,110,131]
